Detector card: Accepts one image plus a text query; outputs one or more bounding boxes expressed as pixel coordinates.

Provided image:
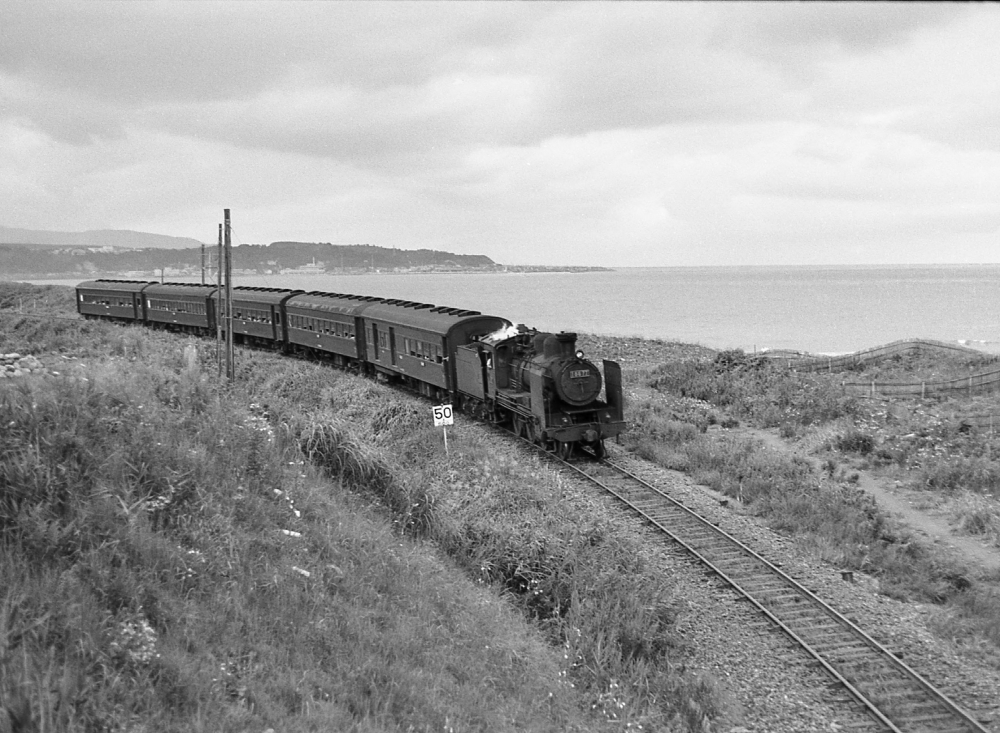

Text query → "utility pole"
[201,242,206,285]
[216,223,223,377]
[224,209,235,381]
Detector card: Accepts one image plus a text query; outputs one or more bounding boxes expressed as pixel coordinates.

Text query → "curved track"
[544,449,992,733]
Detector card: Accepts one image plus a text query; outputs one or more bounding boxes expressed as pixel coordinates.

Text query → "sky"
[2,2,999,267]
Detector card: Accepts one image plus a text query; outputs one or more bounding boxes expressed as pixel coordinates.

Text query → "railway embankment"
[0,282,722,732]
[4,281,1000,732]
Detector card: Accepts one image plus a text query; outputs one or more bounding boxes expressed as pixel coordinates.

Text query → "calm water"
[30,265,1000,354]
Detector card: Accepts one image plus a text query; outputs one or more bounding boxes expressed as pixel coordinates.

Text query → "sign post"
[432,404,454,455]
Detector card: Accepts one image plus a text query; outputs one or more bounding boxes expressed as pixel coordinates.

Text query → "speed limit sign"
[432,404,454,427]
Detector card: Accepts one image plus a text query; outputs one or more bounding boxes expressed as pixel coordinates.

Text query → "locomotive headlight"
[575,350,584,359]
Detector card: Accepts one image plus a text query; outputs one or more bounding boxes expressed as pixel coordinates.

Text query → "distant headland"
[0,229,610,278]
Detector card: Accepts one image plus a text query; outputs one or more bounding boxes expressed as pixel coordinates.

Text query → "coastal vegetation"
[5,280,1000,732]
[0,283,717,731]
[612,342,1000,665]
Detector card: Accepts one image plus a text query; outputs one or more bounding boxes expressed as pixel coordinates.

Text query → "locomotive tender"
[77,279,626,457]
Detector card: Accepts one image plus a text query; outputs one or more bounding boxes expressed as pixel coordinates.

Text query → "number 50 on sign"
[432,404,454,427]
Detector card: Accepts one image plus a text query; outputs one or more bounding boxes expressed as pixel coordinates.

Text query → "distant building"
[280,258,325,275]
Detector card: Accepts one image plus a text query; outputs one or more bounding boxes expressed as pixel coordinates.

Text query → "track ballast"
[546,451,992,733]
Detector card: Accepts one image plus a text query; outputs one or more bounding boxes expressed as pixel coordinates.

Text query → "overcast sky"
[2,2,999,267]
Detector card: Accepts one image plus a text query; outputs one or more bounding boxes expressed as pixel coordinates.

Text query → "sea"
[25,264,1000,356]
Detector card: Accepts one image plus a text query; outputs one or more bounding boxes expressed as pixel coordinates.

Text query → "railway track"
[542,449,993,733]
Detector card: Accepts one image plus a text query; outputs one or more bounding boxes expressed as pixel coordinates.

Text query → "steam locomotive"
[76,279,626,458]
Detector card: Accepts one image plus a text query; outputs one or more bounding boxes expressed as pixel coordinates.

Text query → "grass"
[1,283,725,731]
[647,350,859,429]
[838,347,998,383]
[237,347,724,730]
[0,281,75,315]
[0,344,598,732]
[626,348,1000,665]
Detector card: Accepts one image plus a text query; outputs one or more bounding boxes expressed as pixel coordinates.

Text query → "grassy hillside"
[0,283,718,732]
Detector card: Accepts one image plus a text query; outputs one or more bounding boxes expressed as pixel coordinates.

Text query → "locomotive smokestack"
[556,332,577,356]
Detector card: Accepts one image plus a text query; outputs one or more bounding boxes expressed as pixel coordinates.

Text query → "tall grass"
[2,286,726,732]
[648,351,858,427]
[0,281,74,314]
[230,346,724,730]
[0,344,614,731]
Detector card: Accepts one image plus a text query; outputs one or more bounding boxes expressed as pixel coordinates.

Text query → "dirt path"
[736,426,1000,575]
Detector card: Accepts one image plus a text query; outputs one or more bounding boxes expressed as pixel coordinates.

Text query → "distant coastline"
[10,265,612,281]
[0,236,612,279]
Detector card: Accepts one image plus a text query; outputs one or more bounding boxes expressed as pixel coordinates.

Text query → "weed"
[648,357,857,427]
[834,429,877,456]
[952,491,1000,543]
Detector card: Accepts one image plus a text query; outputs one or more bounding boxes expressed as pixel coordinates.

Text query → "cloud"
[732,3,967,53]
[1,2,999,266]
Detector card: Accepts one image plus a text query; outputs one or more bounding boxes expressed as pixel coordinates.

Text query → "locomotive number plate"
[569,369,589,379]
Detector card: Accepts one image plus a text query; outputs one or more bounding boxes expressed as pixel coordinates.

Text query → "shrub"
[648,358,857,427]
[834,430,877,456]
[921,457,1000,494]
[952,492,1000,541]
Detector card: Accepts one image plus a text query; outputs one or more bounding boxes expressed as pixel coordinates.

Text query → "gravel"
[577,444,1000,733]
[556,335,1000,731]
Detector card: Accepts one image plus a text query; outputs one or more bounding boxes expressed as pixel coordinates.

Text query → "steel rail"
[543,448,991,733]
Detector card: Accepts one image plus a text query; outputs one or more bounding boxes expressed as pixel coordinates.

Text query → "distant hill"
[0,226,203,250]
[0,239,500,278]
[0,229,605,278]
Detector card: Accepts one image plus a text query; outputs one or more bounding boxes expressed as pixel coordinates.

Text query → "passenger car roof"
[228,286,303,305]
[77,279,156,292]
[143,283,218,297]
[360,300,509,336]
[284,291,384,316]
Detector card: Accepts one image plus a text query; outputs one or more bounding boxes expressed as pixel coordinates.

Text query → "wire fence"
[956,413,1000,434]
[773,338,991,373]
[758,337,1000,434]
[761,338,1000,400]
[840,369,1000,399]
